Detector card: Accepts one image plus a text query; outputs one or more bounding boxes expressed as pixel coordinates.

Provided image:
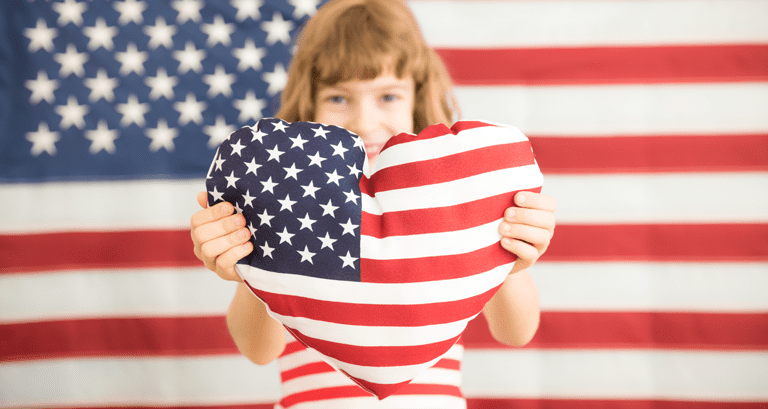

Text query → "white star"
[241,189,255,208]
[145,67,177,100]
[331,141,349,159]
[289,0,319,18]
[312,125,329,138]
[301,181,320,198]
[317,232,337,250]
[26,122,60,156]
[352,135,365,150]
[325,169,344,186]
[251,128,267,143]
[260,177,278,194]
[146,118,179,152]
[343,189,360,204]
[85,69,119,102]
[258,209,275,227]
[261,12,293,45]
[297,246,316,264]
[83,17,118,51]
[202,15,235,47]
[115,42,148,76]
[272,120,288,132]
[203,65,236,98]
[174,41,206,74]
[283,163,302,180]
[55,95,88,130]
[203,115,236,148]
[260,241,275,258]
[233,90,266,124]
[289,133,308,150]
[174,92,206,126]
[265,145,284,162]
[52,0,86,27]
[234,201,243,214]
[224,171,240,188]
[114,0,147,25]
[263,63,287,96]
[276,227,294,244]
[143,17,176,49]
[85,120,119,155]
[244,157,261,176]
[319,200,338,217]
[53,43,88,77]
[231,0,262,21]
[24,18,58,53]
[297,213,316,231]
[339,251,358,268]
[229,138,245,156]
[248,222,258,237]
[26,71,59,105]
[340,219,359,236]
[277,194,297,212]
[347,163,362,177]
[214,153,226,171]
[232,38,265,71]
[172,0,204,24]
[209,185,224,202]
[116,94,149,127]
[306,151,326,168]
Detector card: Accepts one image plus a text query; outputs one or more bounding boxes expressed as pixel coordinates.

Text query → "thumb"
[196,191,208,209]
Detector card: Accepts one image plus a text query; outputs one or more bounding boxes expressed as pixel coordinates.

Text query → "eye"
[326,95,347,104]
[381,94,399,103]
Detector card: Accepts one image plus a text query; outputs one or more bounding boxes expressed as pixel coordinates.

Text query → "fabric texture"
[205,118,543,399]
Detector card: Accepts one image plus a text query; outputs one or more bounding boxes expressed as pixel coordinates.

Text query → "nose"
[347,98,378,140]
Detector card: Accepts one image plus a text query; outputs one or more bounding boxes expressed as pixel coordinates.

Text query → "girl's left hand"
[499,191,557,275]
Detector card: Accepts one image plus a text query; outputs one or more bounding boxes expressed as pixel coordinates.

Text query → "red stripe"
[436,45,768,85]
[543,223,768,262]
[279,385,371,408]
[360,243,516,283]
[4,311,766,362]
[0,229,198,274]
[465,312,768,351]
[530,134,768,174]
[466,399,768,409]
[361,141,535,194]
[245,280,500,326]
[379,120,497,151]
[280,361,336,382]
[287,328,461,367]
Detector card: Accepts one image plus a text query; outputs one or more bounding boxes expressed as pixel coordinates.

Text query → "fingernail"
[239,229,248,239]
[506,209,515,219]
[235,215,246,227]
[221,204,233,215]
[501,223,511,233]
[517,193,526,205]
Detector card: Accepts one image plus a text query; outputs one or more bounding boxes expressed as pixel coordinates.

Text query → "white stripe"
[288,395,466,409]
[411,0,768,47]
[324,353,444,385]
[462,349,768,401]
[0,268,236,324]
[373,123,529,172]
[0,178,201,233]
[546,172,768,224]
[532,262,768,312]
[362,165,543,214]
[360,219,503,259]
[237,263,513,305]
[455,82,768,136]
[0,356,281,407]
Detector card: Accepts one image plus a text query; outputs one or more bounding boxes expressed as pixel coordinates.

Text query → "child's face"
[314,71,415,169]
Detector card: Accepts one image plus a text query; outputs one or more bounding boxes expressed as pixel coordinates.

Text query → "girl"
[191,0,557,407]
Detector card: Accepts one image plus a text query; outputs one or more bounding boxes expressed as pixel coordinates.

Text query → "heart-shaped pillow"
[206,118,543,399]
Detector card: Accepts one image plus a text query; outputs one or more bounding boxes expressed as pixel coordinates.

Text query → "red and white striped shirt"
[275,332,466,409]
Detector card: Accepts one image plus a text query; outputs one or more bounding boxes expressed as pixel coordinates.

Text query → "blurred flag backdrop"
[1,0,767,408]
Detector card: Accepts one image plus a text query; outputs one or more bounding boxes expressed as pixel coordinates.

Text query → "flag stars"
[272,120,289,133]
[343,189,360,204]
[146,119,179,152]
[174,93,206,126]
[258,209,275,227]
[116,94,150,127]
[348,163,362,178]
[231,0,262,21]
[202,15,235,47]
[85,120,119,155]
[26,71,59,105]
[204,115,236,148]
[248,222,258,238]
[301,181,320,198]
[55,95,88,130]
[54,44,88,77]
[115,42,148,76]
[278,194,297,212]
[172,0,204,24]
[283,163,302,180]
[143,17,177,50]
[261,177,278,194]
[289,133,308,150]
[263,63,288,96]
[114,0,147,25]
[260,241,275,258]
[85,69,119,102]
[52,0,87,27]
[289,0,320,18]
[83,18,118,51]
[214,154,226,171]
[319,200,339,217]
[244,157,262,176]
[340,219,359,236]
[145,67,178,100]
[297,246,316,264]
[229,139,245,156]
[241,190,255,208]
[209,185,224,202]
[306,151,326,168]
[203,65,236,98]
[261,12,294,46]
[250,128,268,143]
[312,126,329,139]
[24,18,58,53]
[339,251,358,268]
[265,145,285,162]
[297,213,316,231]
[325,169,343,186]
[26,122,60,156]
[233,38,266,71]
[331,141,349,158]
[234,91,266,124]
[174,41,206,74]
[317,232,337,250]
[276,226,295,244]
[224,171,240,188]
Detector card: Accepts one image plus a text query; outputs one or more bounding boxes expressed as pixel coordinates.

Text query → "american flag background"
[1,0,767,408]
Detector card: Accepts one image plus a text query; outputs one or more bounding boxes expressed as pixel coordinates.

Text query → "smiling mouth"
[364,143,384,158]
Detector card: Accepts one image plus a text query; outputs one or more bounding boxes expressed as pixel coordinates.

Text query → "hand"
[190,191,253,281]
[499,191,557,275]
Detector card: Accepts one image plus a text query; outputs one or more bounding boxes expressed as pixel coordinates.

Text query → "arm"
[190,191,285,364]
[485,191,556,346]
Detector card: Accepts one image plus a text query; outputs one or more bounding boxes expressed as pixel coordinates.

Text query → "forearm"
[482,270,540,346]
[226,282,286,365]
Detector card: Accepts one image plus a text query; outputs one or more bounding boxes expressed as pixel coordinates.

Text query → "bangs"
[311,2,426,85]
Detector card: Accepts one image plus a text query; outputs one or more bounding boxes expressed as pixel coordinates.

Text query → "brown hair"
[275,0,458,133]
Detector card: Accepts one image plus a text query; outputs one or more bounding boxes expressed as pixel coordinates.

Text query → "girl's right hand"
[190,191,254,281]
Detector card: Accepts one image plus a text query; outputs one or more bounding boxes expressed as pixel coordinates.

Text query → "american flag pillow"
[206,118,543,399]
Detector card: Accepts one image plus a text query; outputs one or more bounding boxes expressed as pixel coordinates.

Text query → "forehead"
[318,72,415,94]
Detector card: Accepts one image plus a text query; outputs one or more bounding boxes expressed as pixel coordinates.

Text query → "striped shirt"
[275,332,466,409]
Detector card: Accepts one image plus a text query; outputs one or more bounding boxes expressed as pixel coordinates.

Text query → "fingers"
[514,191,557,213]
[190,195,253,281]
[503,206,556,234]
[191,200,235,229]
[197,191,208,209]
[499,221,552,253]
